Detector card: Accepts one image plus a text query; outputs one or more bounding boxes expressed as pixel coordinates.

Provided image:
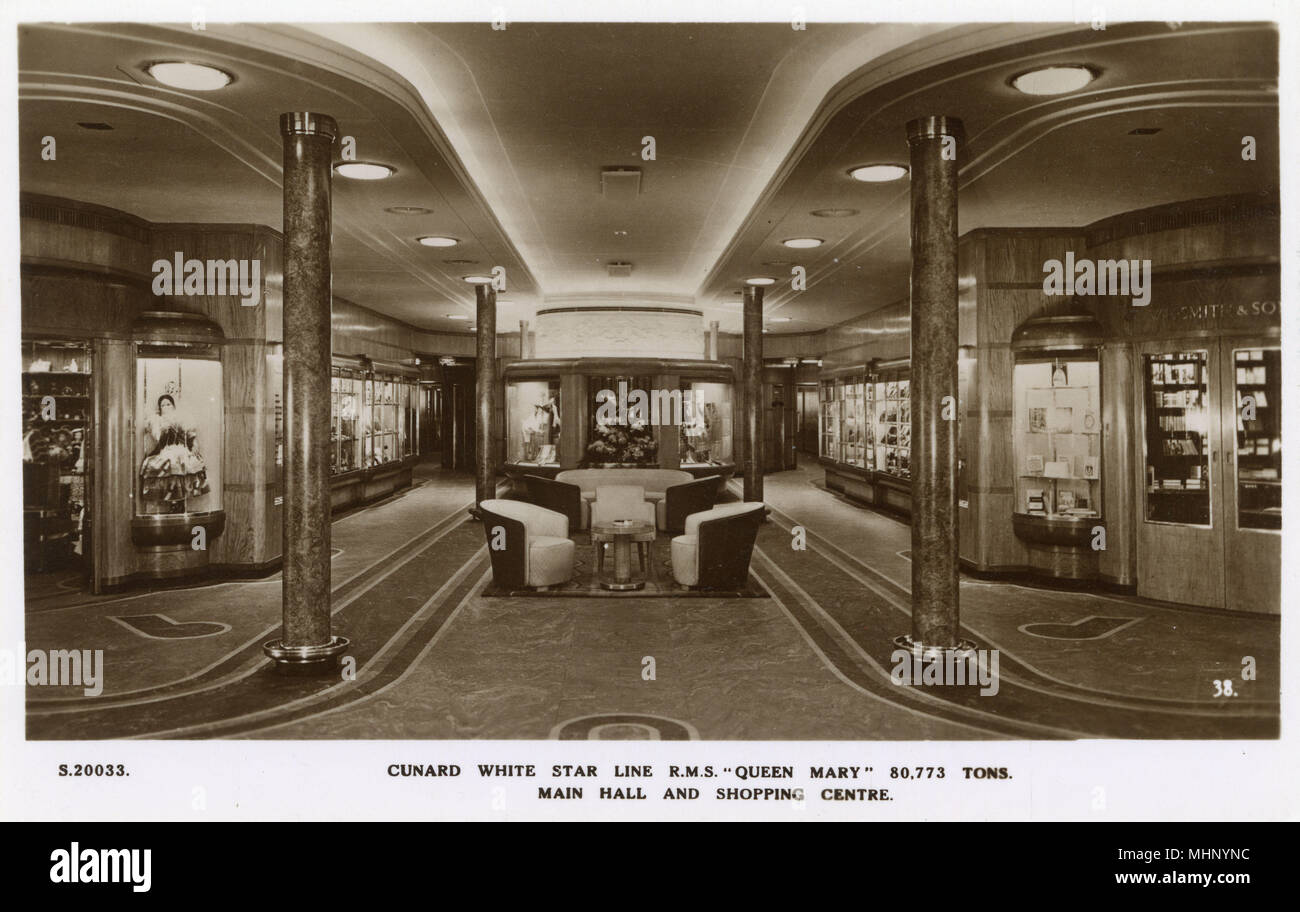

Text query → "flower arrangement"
[581,422,659,466]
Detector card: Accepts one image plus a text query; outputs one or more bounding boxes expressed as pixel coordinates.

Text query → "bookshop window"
[1013,358,1101,519]
[1234,348,1280,531]
[1143,351,1209,526]
[508,378,562,466]
[679,381,733,467]
[136,353,222,515]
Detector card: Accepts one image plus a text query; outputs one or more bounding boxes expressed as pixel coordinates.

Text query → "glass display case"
[22,340,93,573]
[135,350,223,517]
[872,368,911,480]
[585,373,658,466]
[1232,348,1280,530]
[331,358,365,476]
[1142,351,1209,525]
[1014,358,1101,520]
[819,379,839,461]
[366,362,419,467]
[679,380,733,467]
[508,378,562,467]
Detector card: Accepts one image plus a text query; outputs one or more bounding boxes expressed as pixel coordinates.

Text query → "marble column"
[742,285,764,502]
[475,284,497,507]
[899,115,971,654]
[264,112,348,672]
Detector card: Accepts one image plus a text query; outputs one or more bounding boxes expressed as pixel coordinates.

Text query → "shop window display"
[1142,351,1209,526]
[679,380,733,467]
[584,374,657,466]
[508,378,562,466]
[331,362,364,475]
[1233,348,1280,531]
[1014,358,1101,520]
[22,340,92,573]
[872,370,911,480]
[819,379,839,461]
[135,355,222,516]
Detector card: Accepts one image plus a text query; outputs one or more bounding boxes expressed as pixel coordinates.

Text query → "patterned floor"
[24,464,1279,740]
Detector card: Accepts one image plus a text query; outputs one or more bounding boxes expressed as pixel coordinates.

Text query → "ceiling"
[17,20,1279,337]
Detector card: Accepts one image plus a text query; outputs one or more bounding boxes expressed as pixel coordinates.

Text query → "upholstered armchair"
[670,502,765,589]
[589,485,657,528]
[662,474,721,534]
[478,499,575,589]
[524,474,584,531]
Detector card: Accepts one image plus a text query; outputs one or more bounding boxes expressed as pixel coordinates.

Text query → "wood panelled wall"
[21,193,494,584]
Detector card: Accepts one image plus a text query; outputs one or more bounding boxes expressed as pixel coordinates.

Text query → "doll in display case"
[139,390,210,513]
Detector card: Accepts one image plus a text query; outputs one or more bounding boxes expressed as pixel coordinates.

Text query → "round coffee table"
[589,520,656,591]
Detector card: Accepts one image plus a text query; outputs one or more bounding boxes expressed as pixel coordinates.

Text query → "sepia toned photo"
[13,16,1281,753]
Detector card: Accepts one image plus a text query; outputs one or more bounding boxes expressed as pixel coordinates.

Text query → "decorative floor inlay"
[551,714,699,740]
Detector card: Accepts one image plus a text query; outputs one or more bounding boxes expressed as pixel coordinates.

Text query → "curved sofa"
[555,468,694,530]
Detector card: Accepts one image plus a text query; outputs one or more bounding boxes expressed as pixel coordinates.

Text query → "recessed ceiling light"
[745,277,776,286]
[386,205,432,215]
[781,237,823,249]
[334,162,395,180]
[1010,64,1097,96]
[1128,127,1162,136]
[811,208,859,218]
[76,122,114,131]
[762,259,791,267]
[769,316,793,323]
[145,61,233,91]
[462,275,494,284]
[848,164,908,182]
[444,258,479,265]
[446,314,469,320]
[417,236,459,247]
[614,229,629,237]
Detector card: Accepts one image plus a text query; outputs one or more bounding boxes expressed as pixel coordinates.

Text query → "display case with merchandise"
[331,357,365,477]
[1232,348,1280,531]
[129,311,227,578]
[1010,312,1105,581]
[22,339,93,575]
[678,380,733,468]
[818,361,910,513]
[508,377,562,468]
[329,357,420,512]
[1142,351,1208,525]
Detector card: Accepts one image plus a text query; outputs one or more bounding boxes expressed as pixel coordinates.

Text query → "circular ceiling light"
[334,162,394,180]
[386,205,432,215]
[145,61,233,91]
[745,277,776,286]
[445,314,468,320]
[848,164,908,182]
[462,275,494,284]
[1010,64,1097,96]
[417,236,459,247]
[811,208,859,218]
[781,237,823,249]
[769,316,793,323]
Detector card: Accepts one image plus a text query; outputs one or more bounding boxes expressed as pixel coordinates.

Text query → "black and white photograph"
[1,0,1297,835]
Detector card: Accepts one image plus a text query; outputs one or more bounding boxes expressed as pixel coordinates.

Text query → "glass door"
[1221,343,1280,614]
[1135,339,1280,613]
[1136,346,1221,607]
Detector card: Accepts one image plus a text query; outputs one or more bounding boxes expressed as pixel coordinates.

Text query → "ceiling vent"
[606,261,633,278]
[600,167,642,201]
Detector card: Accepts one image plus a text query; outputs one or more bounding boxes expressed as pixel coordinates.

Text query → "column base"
[262,635,351,675]
[892,633,976,659]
